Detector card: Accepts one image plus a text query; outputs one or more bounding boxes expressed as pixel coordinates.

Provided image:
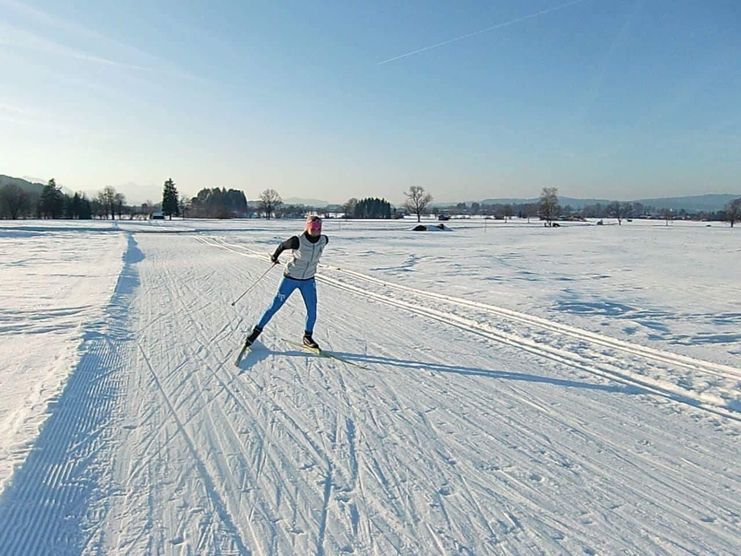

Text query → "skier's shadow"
[236,342,271,371]
[316,351,647,396]
[238,345,649,399]
[236,343,317,371]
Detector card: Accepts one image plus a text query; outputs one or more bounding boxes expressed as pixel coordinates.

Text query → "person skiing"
[242,215,328,350]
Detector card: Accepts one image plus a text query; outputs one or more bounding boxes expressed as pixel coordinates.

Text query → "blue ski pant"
[257,276,317,333]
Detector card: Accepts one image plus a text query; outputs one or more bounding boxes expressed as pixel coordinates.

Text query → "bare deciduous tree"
[101,186,116,219]
[0,183,30,219]
[259,189,282,219]
[538,187,560,226]
[661,207,673,227]
[606,201,629,225]
[403,186,433,223]
[342,198,358,219]
[726,198,741,228]
[114,192,126,219]
[523,203,538,223]
[179,196,189,219]
[503,204,514,222]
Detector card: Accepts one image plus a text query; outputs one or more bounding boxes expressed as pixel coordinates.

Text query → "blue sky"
[1,0,739,204]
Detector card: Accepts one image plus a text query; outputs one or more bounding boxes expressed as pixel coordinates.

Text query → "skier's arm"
[271,236,299,263]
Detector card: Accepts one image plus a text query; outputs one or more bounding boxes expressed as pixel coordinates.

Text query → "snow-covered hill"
[0,218,738,554]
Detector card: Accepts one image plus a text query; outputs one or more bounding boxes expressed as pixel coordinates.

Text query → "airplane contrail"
[378,0,590,65]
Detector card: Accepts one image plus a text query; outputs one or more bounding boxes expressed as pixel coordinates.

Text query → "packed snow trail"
[0,227,125,495]
[0,233,139,553]
[0,230,739,554]
[204,235,741,418]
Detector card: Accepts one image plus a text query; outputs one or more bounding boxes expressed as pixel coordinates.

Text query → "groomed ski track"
[1,231,739,555]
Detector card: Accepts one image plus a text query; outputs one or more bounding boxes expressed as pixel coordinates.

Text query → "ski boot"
[236,326,262,366]
[302,332,320,351]
[244,326,262,347]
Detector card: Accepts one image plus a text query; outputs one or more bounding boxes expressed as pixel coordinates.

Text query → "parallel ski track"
[156,254,303,554]
[0,234,135,554]
[131,245,385,554]
[197,235,740,422]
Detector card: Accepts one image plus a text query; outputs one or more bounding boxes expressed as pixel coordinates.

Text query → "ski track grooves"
[153,250,268,554]
[136,245,362,554]
[198,236,741,421]
[0,232,139,554]
[136,343,253,556]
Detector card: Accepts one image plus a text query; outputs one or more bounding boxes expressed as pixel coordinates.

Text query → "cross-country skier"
[242,215,328,350]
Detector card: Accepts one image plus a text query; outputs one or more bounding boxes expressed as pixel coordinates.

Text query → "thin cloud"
[0,23,151,72]
[577,0,640,123]
[378,0,590,65]
[0,101,30,115]
[0,0,199,81]
[0,97,109,138]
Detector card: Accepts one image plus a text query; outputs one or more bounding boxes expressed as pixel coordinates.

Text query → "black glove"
[271,255,279,264]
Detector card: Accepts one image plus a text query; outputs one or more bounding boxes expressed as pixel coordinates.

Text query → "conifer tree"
[162,178,180,220]
[38,178,64,219]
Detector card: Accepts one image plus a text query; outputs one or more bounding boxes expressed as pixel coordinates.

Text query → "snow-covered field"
[0,218,739,554]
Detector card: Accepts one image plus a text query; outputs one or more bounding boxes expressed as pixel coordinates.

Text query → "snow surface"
[0,226,125,494]
[0,218,739,554]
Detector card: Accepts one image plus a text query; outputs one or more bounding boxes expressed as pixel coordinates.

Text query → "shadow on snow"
[242,346,644,396]
[0,233,143,554]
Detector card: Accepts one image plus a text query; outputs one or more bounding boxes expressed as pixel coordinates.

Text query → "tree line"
[3,177,739,227]
[0,179,128,219]
[440,188,741,227]
[0,177,435,222]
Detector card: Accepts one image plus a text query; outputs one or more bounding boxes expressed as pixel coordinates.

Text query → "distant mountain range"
[282,197,332,207]
[3,173,738,212]
[0,174,45,196]
[476,194,740,212]
[234,193,741,212]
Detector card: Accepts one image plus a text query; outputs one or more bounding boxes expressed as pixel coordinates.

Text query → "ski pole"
[231,262,277,307]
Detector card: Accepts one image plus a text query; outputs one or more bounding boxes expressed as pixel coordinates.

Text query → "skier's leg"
[256,277,298,330]
[298,278,318,334]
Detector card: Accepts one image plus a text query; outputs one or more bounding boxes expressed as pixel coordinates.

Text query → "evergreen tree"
[38,178,64,219]
[63,193,74,219]
[162,178,179,219]
[70,193,82,219]
[353,197,392,219]
[78,195,93,219]
[189,187,248,218]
